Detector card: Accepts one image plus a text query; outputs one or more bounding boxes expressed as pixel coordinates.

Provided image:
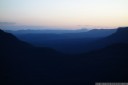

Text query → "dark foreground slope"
[79,43,128,81]
[0,29,64,84]
[0,28,128,85]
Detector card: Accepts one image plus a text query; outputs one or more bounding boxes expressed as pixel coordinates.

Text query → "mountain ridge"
[0,28,128,85]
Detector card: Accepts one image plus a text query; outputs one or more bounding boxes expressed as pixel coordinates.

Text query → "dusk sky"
[0,0,128,29]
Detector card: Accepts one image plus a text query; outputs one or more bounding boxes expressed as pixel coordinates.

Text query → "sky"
[0,0,128,29]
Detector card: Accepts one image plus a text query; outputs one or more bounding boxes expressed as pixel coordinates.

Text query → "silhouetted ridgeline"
[78,27,128,53]
[0,27,128,85]
[0,29,59,56]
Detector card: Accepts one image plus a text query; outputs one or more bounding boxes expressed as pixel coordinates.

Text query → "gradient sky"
[0,0,128,29]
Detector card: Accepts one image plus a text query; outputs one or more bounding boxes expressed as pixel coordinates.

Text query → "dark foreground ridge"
[0,27,128,85]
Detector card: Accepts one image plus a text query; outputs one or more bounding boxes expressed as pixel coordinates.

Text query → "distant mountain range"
[6,28,116,54]
[5,28,89,34]
[0,27,128,85]
[6,28,116,38]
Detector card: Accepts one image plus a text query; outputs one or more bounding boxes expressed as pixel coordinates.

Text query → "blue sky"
[0,0,128,29]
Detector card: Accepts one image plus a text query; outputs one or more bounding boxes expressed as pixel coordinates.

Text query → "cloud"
[0,22,16,26]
